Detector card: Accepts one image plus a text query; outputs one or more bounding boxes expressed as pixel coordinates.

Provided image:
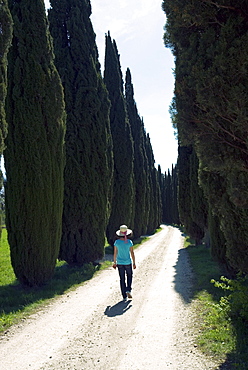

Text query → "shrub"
[212,275,248,323]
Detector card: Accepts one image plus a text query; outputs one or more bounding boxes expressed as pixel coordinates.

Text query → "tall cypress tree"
[161,166,179,225]
[0,1,12,155]
[154,166,162,229]
[48,0,113,264]
[145,134,162,234]
[5,0,66,286]
[190,149,208,239]
[171,164,180,225]
[140,117,150,232]
[104,33,135,244]
[177,146,193,235]
[158,165,166,223]
[0,1,12,236]
[165,169,173,223]
[125,68,148,238]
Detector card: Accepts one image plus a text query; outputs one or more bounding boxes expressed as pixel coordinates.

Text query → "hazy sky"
[44,0,178,173]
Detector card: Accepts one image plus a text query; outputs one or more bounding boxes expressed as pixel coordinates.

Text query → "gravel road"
[0,225,223,369]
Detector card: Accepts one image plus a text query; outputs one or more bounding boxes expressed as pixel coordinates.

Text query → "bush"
[212,275,248,323]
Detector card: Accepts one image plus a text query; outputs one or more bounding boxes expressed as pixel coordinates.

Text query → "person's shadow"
[104,300,132,317]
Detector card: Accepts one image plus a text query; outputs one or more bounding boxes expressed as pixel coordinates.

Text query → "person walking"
[113,225,136,300]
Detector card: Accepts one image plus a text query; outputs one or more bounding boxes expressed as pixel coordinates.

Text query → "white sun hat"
[116,224,132,236]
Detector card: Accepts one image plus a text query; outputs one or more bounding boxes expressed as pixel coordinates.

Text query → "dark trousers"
[117,264,133,299]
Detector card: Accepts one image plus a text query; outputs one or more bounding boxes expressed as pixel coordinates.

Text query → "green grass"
[185,237,248,369]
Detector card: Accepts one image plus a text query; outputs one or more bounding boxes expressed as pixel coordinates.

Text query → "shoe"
[126,291,132,299]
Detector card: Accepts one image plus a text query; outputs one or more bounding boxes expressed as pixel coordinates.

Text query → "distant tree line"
[0,0,169,286]
[158,164,179,226]
[163,0,248,275]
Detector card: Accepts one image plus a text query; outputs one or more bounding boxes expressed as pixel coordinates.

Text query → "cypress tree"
[154,167,162,229]
[163,169,171,223]
[0,1,12,236]
[208,209,227,266]
[177,145,203,244]
[158,165,166,223]
[171,164,180,225]
[125,68,148,238]
[104,33,134,244]
[5,0,66,286]
[0,0,12,155]
[144,134,154,234]
[145,134,162,234]
[177,146,191,232]
[48,0,113,264]
[161,166,179,225]
[189,148,208,244]
[141,118,150,232]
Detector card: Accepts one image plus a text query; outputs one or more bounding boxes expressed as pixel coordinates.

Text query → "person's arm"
[130,246,136,269]
[113,245,117,269]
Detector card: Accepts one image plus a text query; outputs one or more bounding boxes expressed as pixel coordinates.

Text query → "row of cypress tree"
[1,0,162,286]
[163,0,248,274]
[158,164,179,226]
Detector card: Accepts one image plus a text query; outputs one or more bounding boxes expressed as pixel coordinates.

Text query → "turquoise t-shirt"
[114,239,133,265]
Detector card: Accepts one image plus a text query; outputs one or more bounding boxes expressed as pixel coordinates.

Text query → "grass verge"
[185,236,248,369]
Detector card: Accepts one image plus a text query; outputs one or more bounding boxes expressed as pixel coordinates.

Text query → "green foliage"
[208,210,227,265]
[160,164,180,225]
[125,68,149,237]
[0,1,12,155]
[200,168,248,274]
[0,0,11,234]
[160,167,170,223]
[177,145,207,244]
[177,146,192,229]
[145,134,162,234]
[212,275,248,323]
[49,0,113,264]
[163,0,248,273]
[104,33,135,244]
[171,165,180,224]
[190,149,207,236]
[5,0,66,286]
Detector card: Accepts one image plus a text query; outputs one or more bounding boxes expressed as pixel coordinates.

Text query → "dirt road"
[0,225,222,369]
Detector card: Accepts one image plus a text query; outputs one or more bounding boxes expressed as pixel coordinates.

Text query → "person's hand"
[113,263,117,269]
[133,263,136,269]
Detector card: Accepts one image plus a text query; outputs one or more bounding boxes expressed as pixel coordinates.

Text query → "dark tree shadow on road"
[173,248,194,304]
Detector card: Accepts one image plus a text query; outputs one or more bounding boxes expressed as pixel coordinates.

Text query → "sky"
[44,0,178,173]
